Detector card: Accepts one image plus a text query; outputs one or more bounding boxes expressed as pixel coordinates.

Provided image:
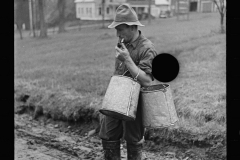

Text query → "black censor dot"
[152,53,179,82]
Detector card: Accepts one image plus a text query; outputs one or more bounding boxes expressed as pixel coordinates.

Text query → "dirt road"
[14,114,170,160]
[15,113,206,160]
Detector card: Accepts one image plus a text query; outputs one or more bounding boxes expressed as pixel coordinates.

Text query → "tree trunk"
[58,0,66,33]
[38,0,47,38]
[14,0,23,39]
[17,24,23,40]
[31,0,36,37]
[102,0,105,28]
[148,0,151,24]
[220,12,224,33]
[213,0,225,33]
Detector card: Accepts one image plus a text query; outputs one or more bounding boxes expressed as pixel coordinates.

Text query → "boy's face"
[115,24,134,44]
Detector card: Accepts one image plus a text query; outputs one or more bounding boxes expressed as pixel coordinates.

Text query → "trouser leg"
[123,104,144,160]
[99,114,123,141]
[102,139,121,160]
[123,103,144,144]
[127,143,143,160]
[99,115,123,160]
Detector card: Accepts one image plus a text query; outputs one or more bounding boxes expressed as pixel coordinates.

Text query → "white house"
[75,0,127,20]
[127,0,171,18]
[75,0,225,20]
[75,0,172,20]
[155,0,171,12]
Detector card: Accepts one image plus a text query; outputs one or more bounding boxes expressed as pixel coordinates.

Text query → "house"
[74,0,127,20]
[193,0,226,13]
[75,0,171,20]
[155,0,171,15]
[170,0,225,15]
[199,0,218,13]
[74,0,224,20]
[128,0,171,18]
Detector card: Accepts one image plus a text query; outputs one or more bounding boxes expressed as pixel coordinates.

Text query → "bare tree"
[38,0,48,38]
[57,0,66,33]
[212,0,226,33]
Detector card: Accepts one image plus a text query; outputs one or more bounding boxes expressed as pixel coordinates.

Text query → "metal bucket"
[140,83,178,128]
[99,75,141,121]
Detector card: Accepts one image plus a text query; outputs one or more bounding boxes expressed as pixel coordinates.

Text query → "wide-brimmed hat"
[108,4,144,28]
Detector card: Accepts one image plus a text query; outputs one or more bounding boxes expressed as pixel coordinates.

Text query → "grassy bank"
[15,12,226,159]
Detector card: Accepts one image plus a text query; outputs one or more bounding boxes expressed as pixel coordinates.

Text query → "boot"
[102,140,121,160]
[127,143,142,160]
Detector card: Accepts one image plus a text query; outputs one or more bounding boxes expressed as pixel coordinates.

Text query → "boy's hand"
[115,43,131,62]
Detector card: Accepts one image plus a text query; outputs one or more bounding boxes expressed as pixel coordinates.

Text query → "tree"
[101,0,105,28]
[212,0,226,33]
[29,0,36,37]
[57,0,66,33]
[148,0,151,24]
[14,0,24,39]
[38,0,48,38]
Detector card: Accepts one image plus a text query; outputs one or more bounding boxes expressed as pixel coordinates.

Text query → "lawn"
[14,12,226,158]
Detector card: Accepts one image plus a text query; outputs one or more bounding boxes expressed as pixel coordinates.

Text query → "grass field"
[15,12,226,158]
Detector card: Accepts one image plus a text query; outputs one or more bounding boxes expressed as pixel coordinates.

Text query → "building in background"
[128,0,171,18]
[199,0,218,13]
[74,0,127,20]
[75,0,172,20]
[74,0,223,20]
[127,0,154,17]
[171,0,221,15]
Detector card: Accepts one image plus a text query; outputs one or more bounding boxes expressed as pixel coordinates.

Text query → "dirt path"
[15,113,207,160]
[14,114,170,160]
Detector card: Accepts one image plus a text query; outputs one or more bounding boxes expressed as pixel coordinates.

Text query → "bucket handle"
[126,68,140,116]
[122,68,140,81]
[122,70,129,76]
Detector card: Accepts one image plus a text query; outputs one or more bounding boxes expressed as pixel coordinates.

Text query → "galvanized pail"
[100,75,141,121]
[140,83,179,128]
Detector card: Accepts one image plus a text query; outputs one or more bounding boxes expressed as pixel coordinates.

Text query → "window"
[99,7,101,15]
[78,8,80,15]
[89,8,92,14]
[106,7,109,14]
